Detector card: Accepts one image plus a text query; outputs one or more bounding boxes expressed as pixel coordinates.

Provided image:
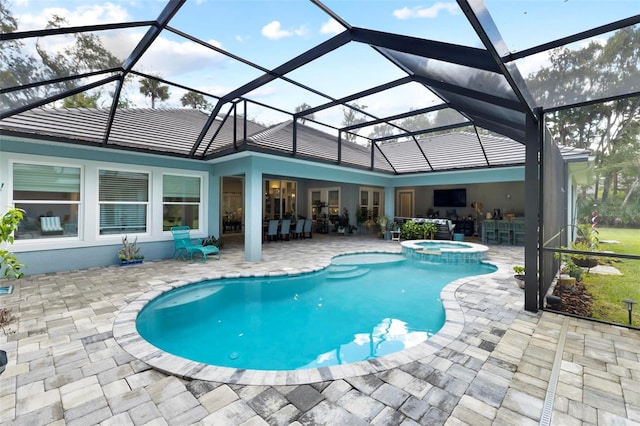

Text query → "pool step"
[328,265,359,274]
[327,267,370,280]
[416,249,442,256]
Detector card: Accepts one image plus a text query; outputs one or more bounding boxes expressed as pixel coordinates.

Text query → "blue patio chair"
[266,220,279,242]
[170,226,220,262]
[303,218,313,239]
[279,219,291,241]
[292,219,305,239]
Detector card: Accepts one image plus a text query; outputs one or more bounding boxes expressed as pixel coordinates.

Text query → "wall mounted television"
[433,188,466,207]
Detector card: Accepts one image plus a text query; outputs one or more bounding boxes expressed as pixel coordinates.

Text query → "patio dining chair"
[303,218,313,239]
[170,226,220,262]
[292,219,305,239]
[279,219,291,241]
[266,220,279,242]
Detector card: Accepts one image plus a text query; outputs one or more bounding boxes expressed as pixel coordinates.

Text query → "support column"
[209,174,221,239]
[244,166,263,262]
[524,110,541,312]
[384,185,395,220]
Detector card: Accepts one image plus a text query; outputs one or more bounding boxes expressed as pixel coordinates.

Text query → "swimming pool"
[134,252,495,372]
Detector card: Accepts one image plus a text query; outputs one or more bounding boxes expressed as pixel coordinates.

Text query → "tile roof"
[1,108,589,173]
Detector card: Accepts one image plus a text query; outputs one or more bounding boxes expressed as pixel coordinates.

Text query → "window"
[99,170,148,235]
[263,179,297,220]
[359,187,383,221]
[308,187,340,220]
[163,175,201,231]
[12,163,81,239]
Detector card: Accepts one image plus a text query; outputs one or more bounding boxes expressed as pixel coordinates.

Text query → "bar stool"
[497,220,512,245]
[483,220,497,243]
[512,221,525,245]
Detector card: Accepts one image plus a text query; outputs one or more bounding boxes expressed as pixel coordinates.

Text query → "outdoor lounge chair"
[40,216,64,235]
[170,226,220,262]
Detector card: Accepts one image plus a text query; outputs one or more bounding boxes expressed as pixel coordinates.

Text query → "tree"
[139,75,170,109]
[0,1,122,110]
[529,26,640,205]
[341,102,367,142]
[294,103,315,124]
[61,92,101,108]
[180,91,210,109]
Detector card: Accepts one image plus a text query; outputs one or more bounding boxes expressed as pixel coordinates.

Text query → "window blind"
[13,163,80,194]
[163,175,200,200]
[99,170,148,202]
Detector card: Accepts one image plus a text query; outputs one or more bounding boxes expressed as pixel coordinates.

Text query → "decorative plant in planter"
[377,215,389,239]
[513,265,525,289]
[203,235,224,249]
[118,235,144,265]
[570,223,600,269]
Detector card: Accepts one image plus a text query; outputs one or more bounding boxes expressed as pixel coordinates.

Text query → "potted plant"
[513,265,525,289]
[118,235,144,265]
[377,215,389,239]
[203,235,224,249]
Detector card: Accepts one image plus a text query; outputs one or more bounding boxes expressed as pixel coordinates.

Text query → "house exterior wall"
[2,137,530,275]
[1,137,212,275]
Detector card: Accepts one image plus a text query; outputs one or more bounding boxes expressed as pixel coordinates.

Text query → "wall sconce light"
[506,194,511,199]
[623,298,636,325]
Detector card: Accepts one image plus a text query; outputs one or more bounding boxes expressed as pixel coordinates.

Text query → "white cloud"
[320,18,345,35]
[235,34,250,44]
[135,37,226,78]
[393,2,459,20]
[261,20,308,40]
[16,3,130,30]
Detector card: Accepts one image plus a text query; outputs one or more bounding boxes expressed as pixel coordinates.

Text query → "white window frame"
[359,186,384,220]
[162,173,203,232]
[97,168,150,236]
[308,187,340,218]
[10,159,83,240]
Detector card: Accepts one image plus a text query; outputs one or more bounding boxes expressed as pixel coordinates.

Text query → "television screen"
[433,188,466,207]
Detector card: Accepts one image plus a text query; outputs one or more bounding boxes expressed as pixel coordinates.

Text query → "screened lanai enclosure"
[1,0,639,313]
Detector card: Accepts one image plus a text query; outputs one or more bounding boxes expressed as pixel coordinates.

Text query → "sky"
[6,0,640,129]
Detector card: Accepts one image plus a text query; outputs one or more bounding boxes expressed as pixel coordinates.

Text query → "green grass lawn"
[582,227,640,326]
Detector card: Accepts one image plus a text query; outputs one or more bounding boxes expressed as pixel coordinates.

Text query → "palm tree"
[139,75,170,108]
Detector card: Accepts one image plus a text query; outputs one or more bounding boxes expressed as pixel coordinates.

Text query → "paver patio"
[1,235,638,425]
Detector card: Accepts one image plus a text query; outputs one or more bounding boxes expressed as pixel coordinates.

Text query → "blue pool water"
[415,241,473,251]
[136,253,495,370]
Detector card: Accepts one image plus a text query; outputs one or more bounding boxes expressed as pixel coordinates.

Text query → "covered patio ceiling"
[1,0,639,173]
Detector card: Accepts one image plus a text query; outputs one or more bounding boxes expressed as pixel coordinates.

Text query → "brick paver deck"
[1,235,638,425]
